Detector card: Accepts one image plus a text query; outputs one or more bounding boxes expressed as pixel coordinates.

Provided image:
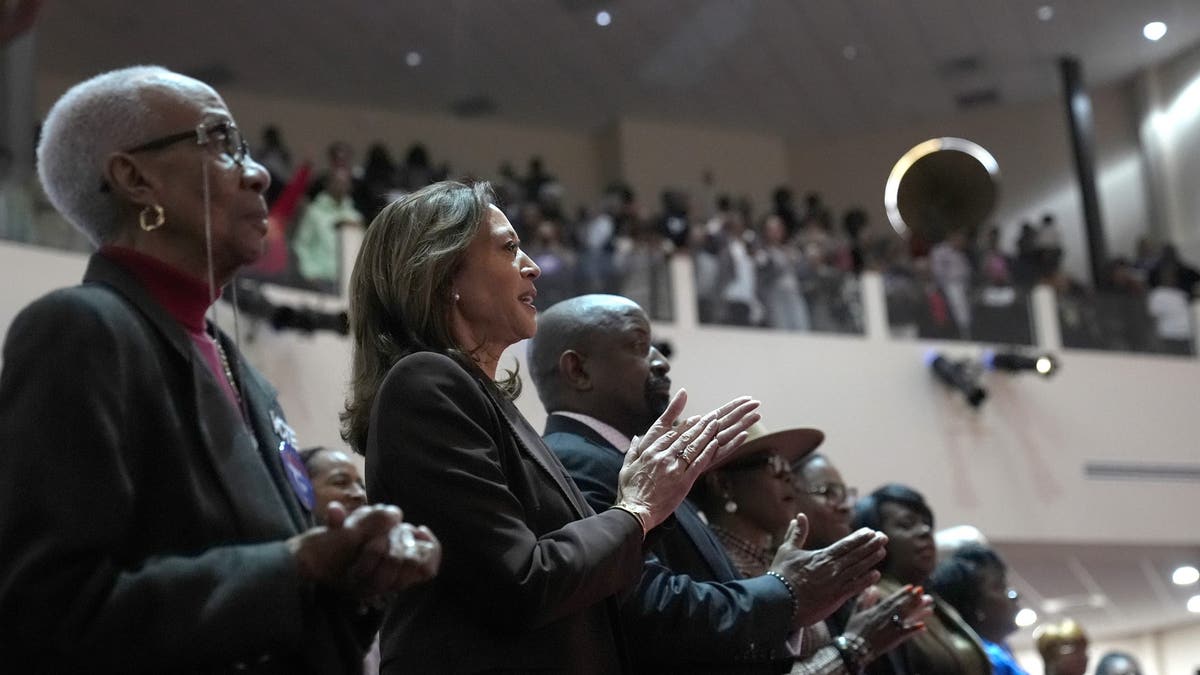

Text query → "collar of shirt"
[552,411,632,454]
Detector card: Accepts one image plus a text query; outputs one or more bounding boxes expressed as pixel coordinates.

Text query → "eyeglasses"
[99,120,250,192]
[805,483,858,505]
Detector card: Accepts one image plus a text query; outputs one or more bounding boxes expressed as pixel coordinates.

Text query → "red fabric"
[249,162,313,275]
[99,246,242,413]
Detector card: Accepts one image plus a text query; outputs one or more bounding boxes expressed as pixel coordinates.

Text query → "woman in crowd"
[787,453,934,674]
[930,543,1027,675]
[1033,619,1089,675]
[853,484,992,674]
[694,425,820,576]
[0,66,438,672]
[342,180,760,673]
[1094,651,1143,675]
[300,446,370,522]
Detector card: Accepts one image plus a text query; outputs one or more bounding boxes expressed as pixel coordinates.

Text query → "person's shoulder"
[379,351,484,400]
[9,283,136,340]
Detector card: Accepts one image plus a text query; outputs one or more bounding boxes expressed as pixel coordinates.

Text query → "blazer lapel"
[484,389,594,518]
[223,332,311,532]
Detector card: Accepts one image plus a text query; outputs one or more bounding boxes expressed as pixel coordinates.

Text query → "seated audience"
[342,182,760,673]
[1033,618,1089,675]
[0,65,437,672]
[930,543,1028,675]
[853,484,992,674]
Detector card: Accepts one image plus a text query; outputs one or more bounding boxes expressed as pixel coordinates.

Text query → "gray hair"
[37,65,185,244]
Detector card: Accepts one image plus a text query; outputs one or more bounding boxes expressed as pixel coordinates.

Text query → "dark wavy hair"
[340,180,519,453]
[852,483,935,571]
[928,543,1006,629]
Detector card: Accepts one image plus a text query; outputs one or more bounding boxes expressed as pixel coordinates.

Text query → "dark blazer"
[0,254,375,673]
[365,352,646,674]
[543,414,796,673]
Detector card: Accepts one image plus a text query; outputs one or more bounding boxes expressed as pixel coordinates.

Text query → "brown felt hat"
[707,422,825,472]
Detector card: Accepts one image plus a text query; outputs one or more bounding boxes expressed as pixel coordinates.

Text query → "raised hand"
[767,516,888,628]
[615,390,761,532]
[844,584,933,657]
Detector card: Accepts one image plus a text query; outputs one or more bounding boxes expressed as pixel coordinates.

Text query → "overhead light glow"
[1173,566,1200,586]
[843,45,858,61]
[1189,594,1200,613]
[596,10,612,27]
[1036,5,1054,21]
[1015,608,1038,627]
[1143,21,1167,41]
[405,51,422,67]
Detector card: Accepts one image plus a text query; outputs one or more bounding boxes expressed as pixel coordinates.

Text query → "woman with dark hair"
[342,180,760,673]
[853,484,992,674]
[1094,651,1142,675]
[930,544,1027,675]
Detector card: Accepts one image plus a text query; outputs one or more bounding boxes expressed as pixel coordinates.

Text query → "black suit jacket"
[365,352,646,674]
[544,414,795,673]
[0,254,375,673]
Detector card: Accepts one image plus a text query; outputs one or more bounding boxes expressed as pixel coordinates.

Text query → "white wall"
[788,81,1149,285]
[1138,40,1200,263]
[615,118,790,217]
[36,75,608,212]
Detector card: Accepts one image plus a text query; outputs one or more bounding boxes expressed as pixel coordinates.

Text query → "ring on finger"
[890,613,904,629]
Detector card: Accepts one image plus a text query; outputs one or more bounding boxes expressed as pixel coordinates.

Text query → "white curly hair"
[36,65,201,244]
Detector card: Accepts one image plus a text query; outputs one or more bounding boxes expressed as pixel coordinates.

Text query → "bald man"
[529,294,887,673]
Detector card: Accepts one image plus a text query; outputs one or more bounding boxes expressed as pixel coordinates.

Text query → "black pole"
[1058,56,1108,285]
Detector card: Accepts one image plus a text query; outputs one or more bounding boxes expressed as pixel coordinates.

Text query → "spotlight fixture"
[1189,594,1200,614]
[926,351,987,408]
[982,349,1059,377]
[405,51,422,67]
[1143,21,1167,41]
[1015,608,1038,627]
[595,10,612,27]
[1036,5,1054,21]
[1173,566,1200,586]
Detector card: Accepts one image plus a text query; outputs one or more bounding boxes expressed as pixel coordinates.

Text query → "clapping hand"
[615,390,761,533]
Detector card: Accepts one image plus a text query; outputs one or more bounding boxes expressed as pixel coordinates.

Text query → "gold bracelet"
[610,504,648,539]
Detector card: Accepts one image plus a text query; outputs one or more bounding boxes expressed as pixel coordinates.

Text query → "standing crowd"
[0,66,1163,675]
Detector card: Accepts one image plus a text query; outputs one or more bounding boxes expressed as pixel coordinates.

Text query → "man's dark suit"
[544,414,795,673]
[0,254,375,673]
[365,352,647,673]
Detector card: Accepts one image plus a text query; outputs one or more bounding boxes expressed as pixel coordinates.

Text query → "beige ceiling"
[997,540,1200,647]
[32,0,1200,139]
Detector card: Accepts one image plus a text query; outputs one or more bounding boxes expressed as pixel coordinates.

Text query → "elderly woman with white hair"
[0,66,440,673]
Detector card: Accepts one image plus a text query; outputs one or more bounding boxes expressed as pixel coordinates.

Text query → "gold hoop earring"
[139,204,165,232]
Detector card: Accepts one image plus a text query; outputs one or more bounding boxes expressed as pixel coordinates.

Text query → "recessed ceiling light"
[406,51,422,67]
[1173,565,1200,586]
[1036,5,1054,21]
[1015,608,1038,627]
[843,45,859,61]
[596,10,612,27]
[1188,594,1200,613]
[1143,21,1167,41]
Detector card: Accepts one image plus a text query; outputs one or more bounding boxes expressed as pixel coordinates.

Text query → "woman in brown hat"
[693,424,825,576]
